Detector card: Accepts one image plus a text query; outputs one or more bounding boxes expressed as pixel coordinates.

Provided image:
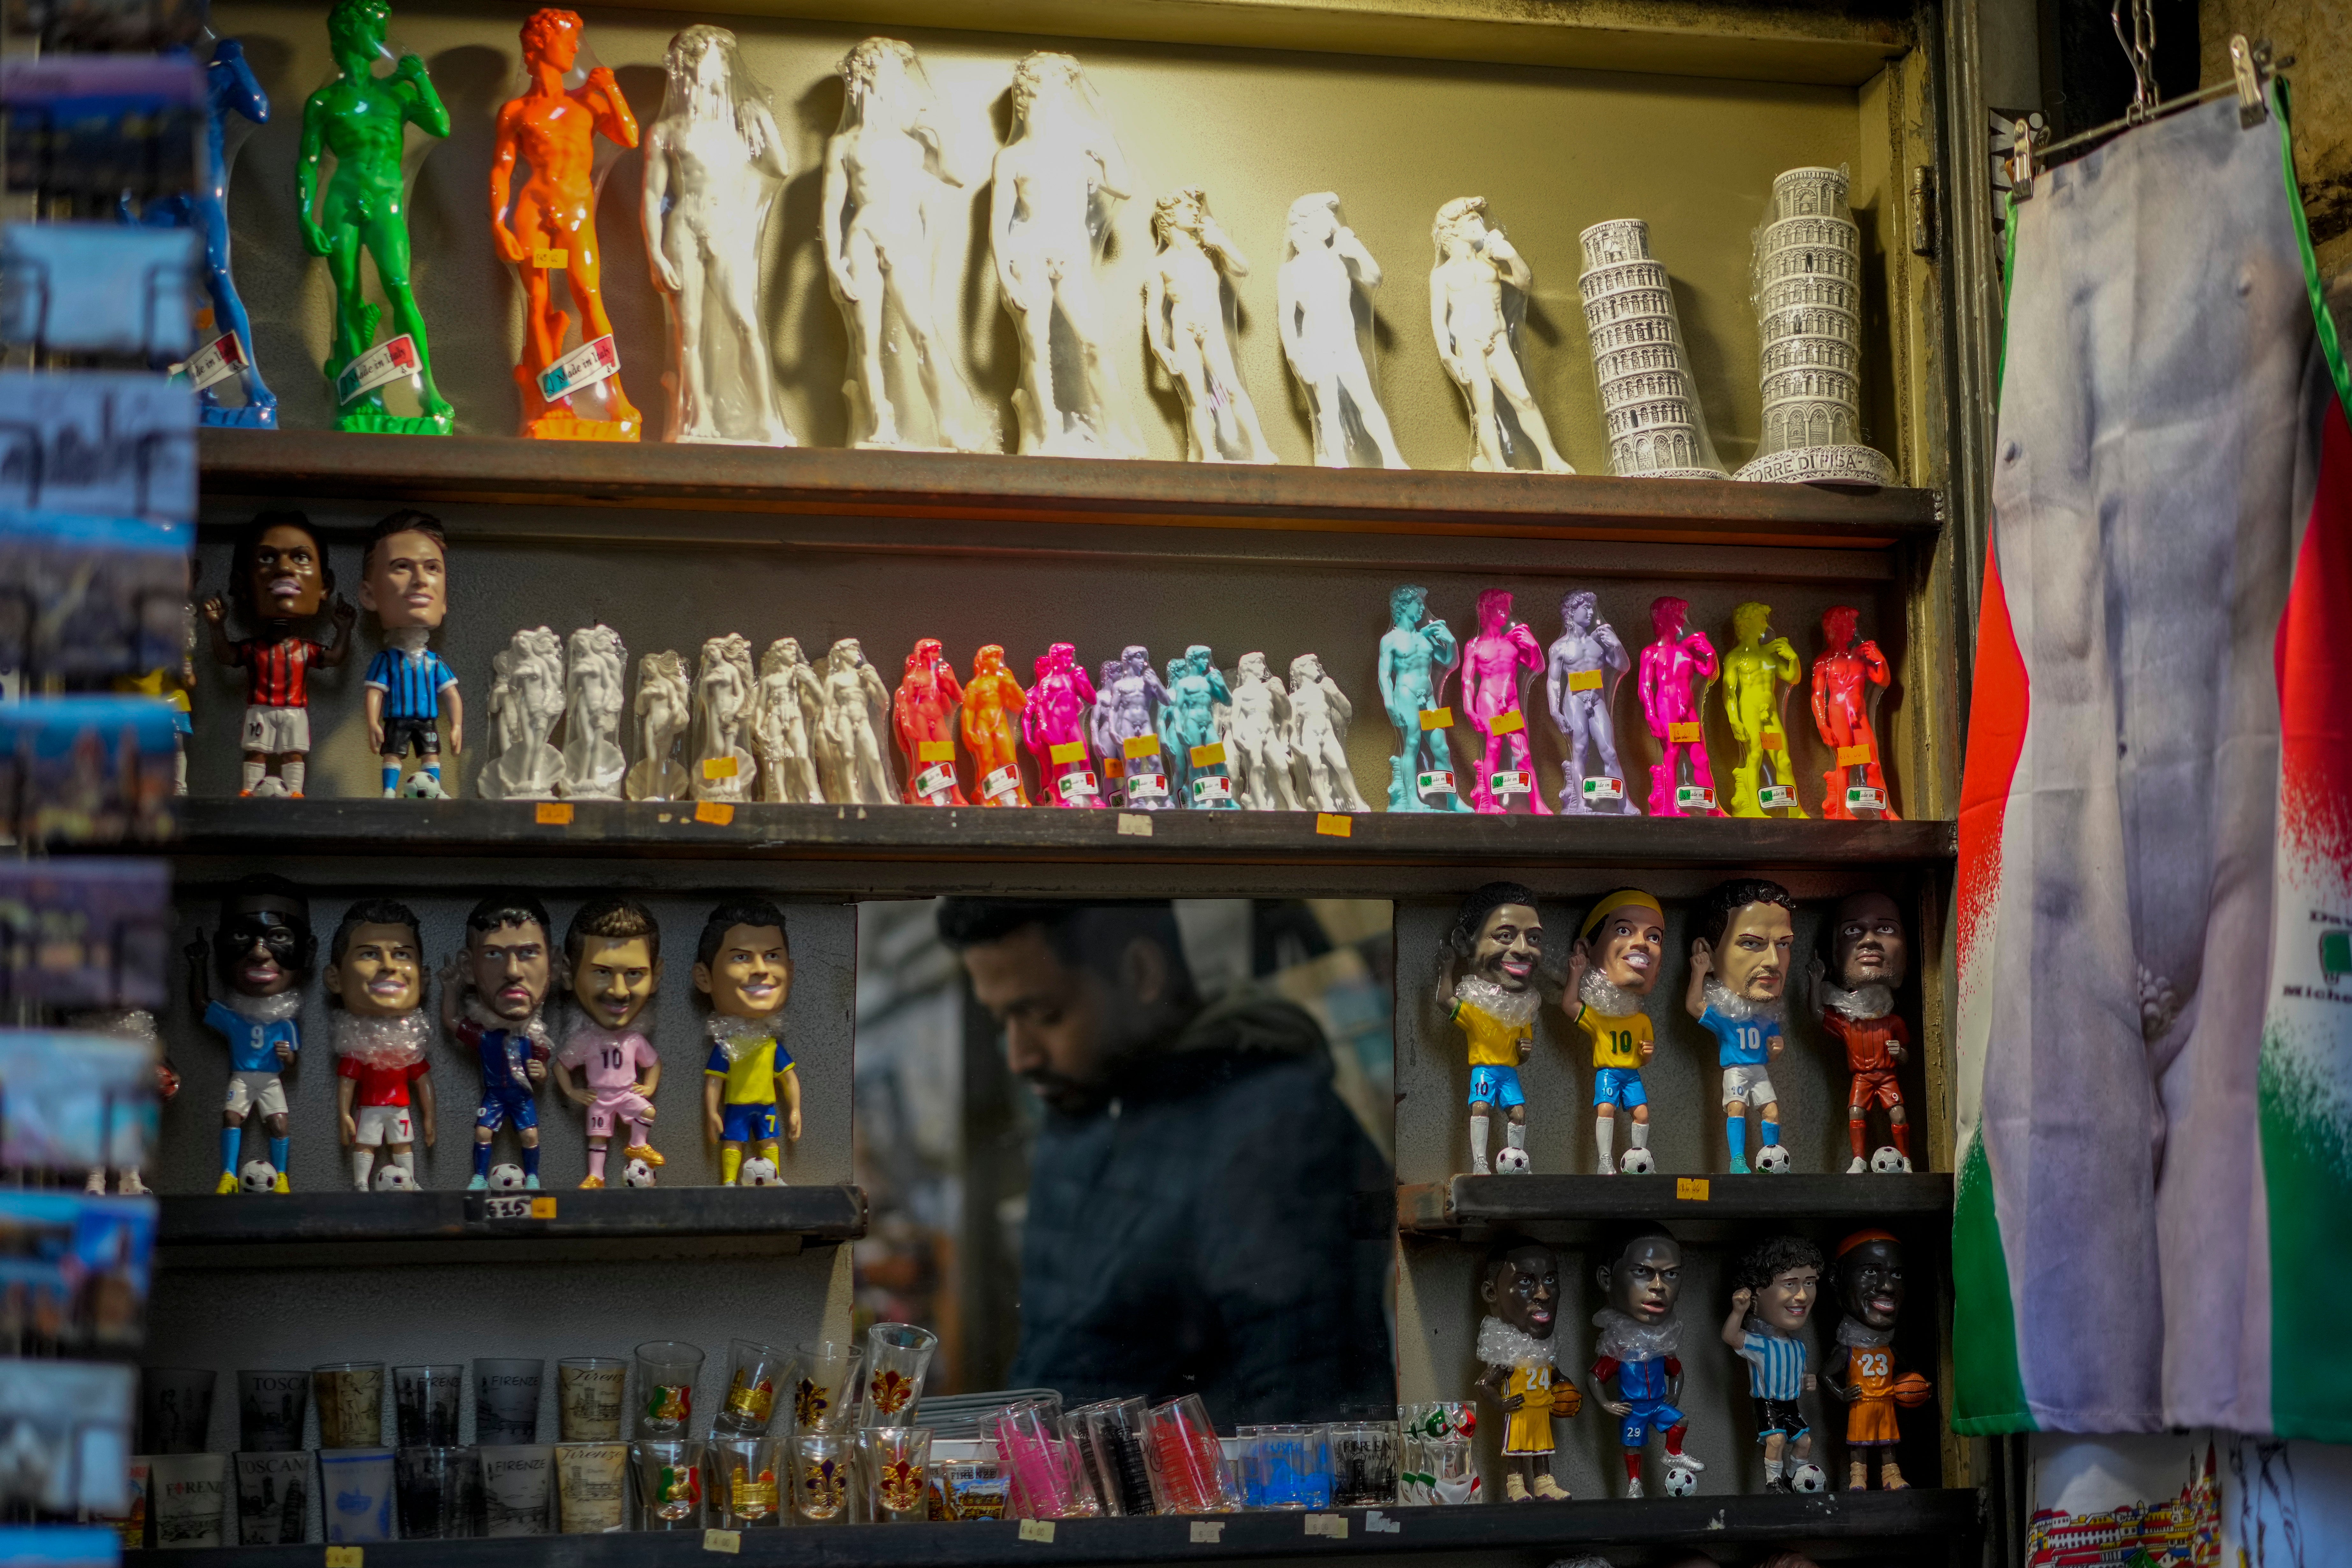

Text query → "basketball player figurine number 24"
[1825,1229,1930,1490]
[698,899,800,1186]
[1474,1238,1577,1502]
[1445,884,1544,1176]
[553,897,664,1188]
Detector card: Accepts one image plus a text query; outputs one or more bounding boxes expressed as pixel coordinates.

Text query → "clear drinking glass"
[236,1370,308,1453]
[632,1439,706,1528]
[1141,1394,1239,1514]
[233,1451,310,1545]
[633,1341,703,1438]
[140,1368,217,1455]
[856,1323,938,1429]
[316,1447,396,1543]
[857,1426,933,1523]
[394,1445,480,1539]
[789,1431,853,1525]
[310,1362,385,1450]
[556,1357,626,1442]
[473,1358,544,1446]
[705,1436,781,1528]
[1242,1424,1331,1509]
[714,1339,794,1437]
[553,1441,627,1534]
[478,1444,554,1536]
[990,1400,1097,1519]
[1328,1421,1399,1507]
[1069,1397,1154,1515]
[148,1451,230,1549]
[392,1364,463,1447]
[790,1340,861,1434]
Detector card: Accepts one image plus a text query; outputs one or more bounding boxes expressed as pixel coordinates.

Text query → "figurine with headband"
[1824,1228,1930,1490]
[1565,889,1666,1175]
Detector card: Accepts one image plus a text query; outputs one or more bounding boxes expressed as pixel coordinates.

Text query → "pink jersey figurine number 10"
[1462,589,1550,815]
[1812,606,1899,819]
[1025,643,1101,808]
[1639,597,1724,817]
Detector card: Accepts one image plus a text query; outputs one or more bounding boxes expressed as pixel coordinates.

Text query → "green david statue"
[298,0,454,434]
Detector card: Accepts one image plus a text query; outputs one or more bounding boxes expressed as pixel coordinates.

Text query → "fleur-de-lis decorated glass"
[857,1323,938,1429]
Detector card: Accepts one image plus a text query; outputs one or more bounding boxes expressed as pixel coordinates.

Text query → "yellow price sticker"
[535,802,573,825]
[1667,722,1704,744]
[1123,735,1161,759]
[1837,744,1876,766]
[918,740,954,763]
[531,248,569,269]
[1762,732,1786,751]
[1315,813,1353,838]
[1675,1177,1710,1201]
[1049,740,1086,766]
[1019,1520,1056,1543]
[1491,710,1525,735]
[530,1196,557,1219]
[1567,668,1604,693]
[1419,708,1453,730]
[325,1550,364,1568]
[701,755,738,780]
[702,1530,741,1555]
[1189,742,1227,768]
[694,802,734,826]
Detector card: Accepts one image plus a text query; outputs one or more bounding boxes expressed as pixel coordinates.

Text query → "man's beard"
[1579,966,1644,1017]
[1703,976,1784,1024]
[1822,979,1895,1020]
[1025,1067,1108,1118]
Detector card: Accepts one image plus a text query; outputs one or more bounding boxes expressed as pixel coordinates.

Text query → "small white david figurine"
[690,633,758,803]
[1279,192,1408,470]
[816,637,896,804]
[823,38,993,453]
[990,51,1141,459]
[559,623,627,800]
[477,627,567,801]
[1288,652,1371,813]
[753,637,826,803]
[1144,186,1275,465]
[1430,196,1572,474]
[641,25,793,446]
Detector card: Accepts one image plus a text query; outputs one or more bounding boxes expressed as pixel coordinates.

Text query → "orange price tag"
[918,740,954,763]
[701,755,738,780]
[1315,813,1353,838]
[694,802,734,826]
[1762,732,1786,751]
[1189,742,1227,768]
[1837,744,1875,766]
[535,802,573,825]
[529,1196,557,1219]
[1103,755,1126,779]
[1123,735,1161,759]
[1676,1177,1710,1201]
[1491,710,1525,735]
[1667,722,1703,744]
[1049,740,1086,766]
[1419,708,1453,730]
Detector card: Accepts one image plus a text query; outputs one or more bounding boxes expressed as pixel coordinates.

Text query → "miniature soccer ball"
[399,771,446,800]
[1788,1462,1827,1494]
[737,1157,780,1187]
[1870,1145,1909,1174]
[622,1158,657,1188]
[238,1159,278,1194]
[373,1164,415,1191]
[1753,1144,1792,1174]
[488,1163,527,1192]
[248,775,290,799]
[1619,1147,1656,1175]
[1492,1146,1531,1175]
[1662,1464,1700,1498]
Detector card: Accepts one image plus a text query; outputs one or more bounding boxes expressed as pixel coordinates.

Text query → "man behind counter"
[938,899,1395,1426]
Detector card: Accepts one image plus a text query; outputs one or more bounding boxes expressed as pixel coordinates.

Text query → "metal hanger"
[2008,33,2284,200]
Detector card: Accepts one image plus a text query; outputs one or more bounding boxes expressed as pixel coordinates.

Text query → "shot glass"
[632,1439,705,1528]
[311,1362,386,1450]
[1069,1397,1154,1516]
[316,1447,396,1544]
[1328,1421,1399,1507]
[105,1459,151,1549]
[790,1340,862,1434]
[556,1357,626,1441]
[714,1339,793,1437]
[233,1450,312,1545]
[393,1364,464,1447]
[140,1368,217,1455]
[990,1401,1098,1519]
[1415,1434,1478,1505]
[1142,1394,1238,1514]
[633,1341,703,1438]
[479,1444,554,1537]
[148,1452,229,1549]
[237,1370,309,1453]
[705,1436,781,1529]
[1397,1401,1475,1443]
[474,1358,545,1446]
[394,1445,480,1540]
[1241,1424,1331,1509]
[554,1441,627,1534]
[857,1323,938,1428]
[789,1431,853,1525]
[933,1459,1009,1521]
[859,1426,933,1524]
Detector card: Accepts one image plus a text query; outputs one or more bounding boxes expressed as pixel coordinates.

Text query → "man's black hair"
[1732,1234,1826,1296]
[566,895,661,969]
[465,892,552,941]
[935,899,1198,1002]
[1693,877,1797,953]
[1482,1232,1557,1288]
[360,509,448,577]
[1446,882,1541,960]
[228,510,332,623]
[214,873,316,982]
[698,897,790,969]
[328,897,422,968]
[1594,1219,1680,1274]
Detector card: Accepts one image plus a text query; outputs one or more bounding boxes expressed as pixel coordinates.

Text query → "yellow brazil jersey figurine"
[1443,882,1544,1176]
[694,898,801,1187]
[1566,889,1668,1175]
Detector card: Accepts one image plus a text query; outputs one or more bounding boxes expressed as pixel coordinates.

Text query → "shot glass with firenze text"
[554,1441,627,1534]
[474,1358,544,1446]
[393,1364,463,1447]
[148,1452,229,1549]
[394,1445,480,1539]
[556,1357,626,1441]
[479,1444,554,1536]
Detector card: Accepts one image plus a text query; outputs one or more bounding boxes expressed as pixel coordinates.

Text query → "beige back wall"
[215,0,1871,469]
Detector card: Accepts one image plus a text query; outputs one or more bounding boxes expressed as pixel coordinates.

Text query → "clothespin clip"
[2230,36,2270,128]
[2007,118,2038,202]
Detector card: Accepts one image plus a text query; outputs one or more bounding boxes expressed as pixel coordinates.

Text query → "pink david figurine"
[1461,589,1550,816]
[893,638,968,806]
[1024,642,1101,809]
[1637,596,1723,817]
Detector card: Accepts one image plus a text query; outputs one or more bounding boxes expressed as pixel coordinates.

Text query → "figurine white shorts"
[353,1105,414,1146]
[1720,1064,1779,1107]
[224,1071,287,1118]
[241,704,310,755]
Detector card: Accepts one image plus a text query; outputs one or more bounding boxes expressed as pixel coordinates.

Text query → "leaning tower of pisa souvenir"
[1577,220,1724,480]
[1734,167,1896,485]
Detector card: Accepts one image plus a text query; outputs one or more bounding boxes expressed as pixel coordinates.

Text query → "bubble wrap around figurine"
[1637,596,1723,817]
[1576,219,1723,480]
[477,627,567,801]
[1145,186,1275,464]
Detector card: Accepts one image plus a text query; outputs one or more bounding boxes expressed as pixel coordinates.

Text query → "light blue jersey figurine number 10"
[1684,878,1797,1174]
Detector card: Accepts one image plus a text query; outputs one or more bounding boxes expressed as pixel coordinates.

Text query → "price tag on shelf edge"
[1190,775,1234,805]
[1582,776,1624,801]
[1676,785,1715,810]
[1417,770,1456,798]
[538,334,619,401]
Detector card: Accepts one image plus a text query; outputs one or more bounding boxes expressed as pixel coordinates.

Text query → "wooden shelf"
[155,1184,866,1251]
[125,1490,1981,1564]
[1397,1173,1953,1236]
[149,799,1956,899]
[199,431,1940,552]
